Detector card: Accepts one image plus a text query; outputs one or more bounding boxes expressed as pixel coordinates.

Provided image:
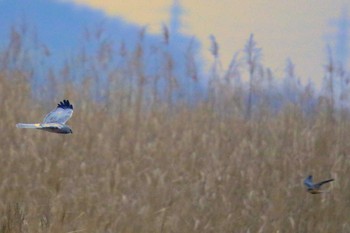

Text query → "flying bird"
[304,175,334,194]
[16,99,73,134]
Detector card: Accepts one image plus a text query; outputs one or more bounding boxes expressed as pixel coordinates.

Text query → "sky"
[71,0,349,85]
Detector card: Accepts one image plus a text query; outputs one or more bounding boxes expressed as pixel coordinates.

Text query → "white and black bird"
[16,99,73,134]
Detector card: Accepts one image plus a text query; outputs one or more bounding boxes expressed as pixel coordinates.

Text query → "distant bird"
[304,175,334,194]
[16,99,73,134]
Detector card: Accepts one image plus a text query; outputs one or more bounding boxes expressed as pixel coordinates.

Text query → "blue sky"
[0,0,203,100]
[1,0,349,88]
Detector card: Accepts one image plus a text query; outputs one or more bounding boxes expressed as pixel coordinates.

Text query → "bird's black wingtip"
[57,99,73,110]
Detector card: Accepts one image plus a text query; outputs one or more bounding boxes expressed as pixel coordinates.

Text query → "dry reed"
[0,26,349,233]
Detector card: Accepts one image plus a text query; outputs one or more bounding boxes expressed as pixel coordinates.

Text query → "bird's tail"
[16,123,42,129]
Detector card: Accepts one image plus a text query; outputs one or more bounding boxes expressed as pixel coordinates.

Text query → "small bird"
[304,175,334,194]
[16,99,73,134]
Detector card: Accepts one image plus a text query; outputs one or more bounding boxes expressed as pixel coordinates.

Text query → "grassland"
[0,27,349,233]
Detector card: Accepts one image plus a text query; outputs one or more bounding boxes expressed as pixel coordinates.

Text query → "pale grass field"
[0,74,349,233]
[0,29,349,233]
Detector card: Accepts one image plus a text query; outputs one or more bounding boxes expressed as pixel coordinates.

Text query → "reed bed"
[0,26,349,233]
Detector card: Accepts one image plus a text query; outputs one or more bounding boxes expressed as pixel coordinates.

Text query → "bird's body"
[304,175,334,194]
[16,100,73,134]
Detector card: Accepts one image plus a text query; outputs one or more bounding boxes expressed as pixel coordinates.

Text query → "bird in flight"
[16,99,73,134]
[304,175,334,194]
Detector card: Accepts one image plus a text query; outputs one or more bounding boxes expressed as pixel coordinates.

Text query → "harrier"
[304,175,334,194]
[16,99,73,134]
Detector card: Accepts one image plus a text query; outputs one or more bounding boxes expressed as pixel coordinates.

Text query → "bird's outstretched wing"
[315,179,334,188]
[43,100,73,124]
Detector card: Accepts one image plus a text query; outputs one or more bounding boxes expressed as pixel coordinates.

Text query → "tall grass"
[0,24,349,233]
